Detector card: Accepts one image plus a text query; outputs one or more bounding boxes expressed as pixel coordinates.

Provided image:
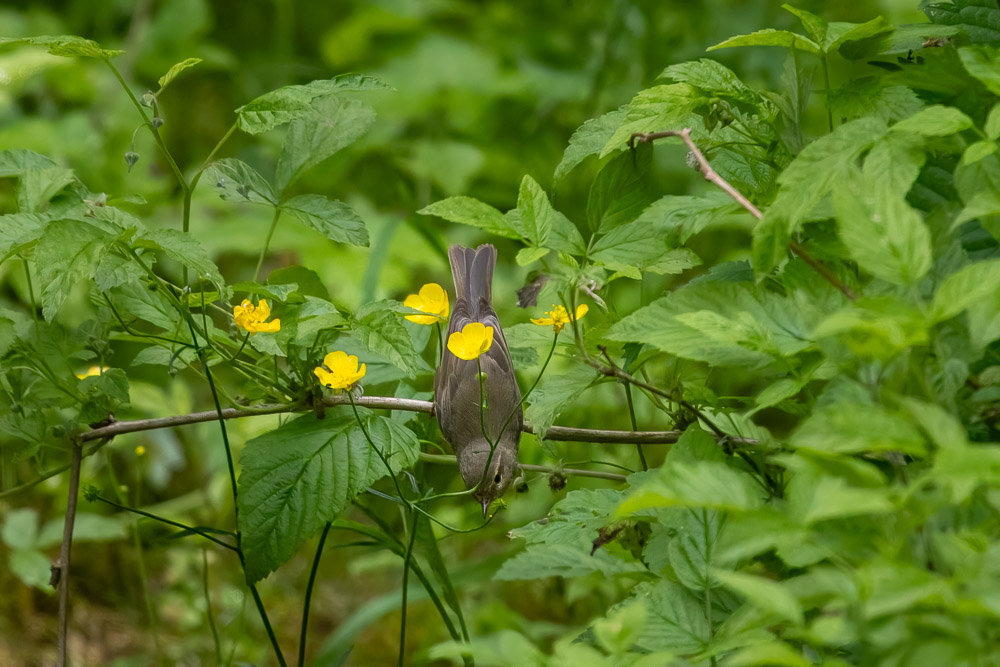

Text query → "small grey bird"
[435,244,522,517]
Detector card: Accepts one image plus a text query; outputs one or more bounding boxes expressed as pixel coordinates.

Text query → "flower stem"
[91,493,238,552]
[298,522,331,667]
[398,510,419,667]
[254,207,283,284]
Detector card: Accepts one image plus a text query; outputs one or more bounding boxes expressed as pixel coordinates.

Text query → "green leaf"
[1,508,39,550]
[785,469,892,525]
[607,282,811,369]
[494,542,642,580]
[237,412,418,583]
[290,296,346,345]
[590,219,700,277]
[350,306,424,378]
[587,145,654,233]
[515,246,550,266]
[0,35,123,59]
[834,170,932,287]
[828,79,923,124]
[707,29,820,55]
[723,642,812,667]
[962,140,999,166]
[135,228,225,288]
[931,259,1000,322]
[782,4,827,44]
[517,175,554,245]
[659,59,759,104]
[635,191,743,245]
[236,73,392,135]
[37,513,127,548]
[619,460,763,515]
[281,195,369,247]
[157,57,203,92]
[18,167,76,213]
[790,403,926,456]
[554,107,626,181]
[417,196,521,240]
[274,97,375,191]
[601,84,700,157]
[525,362,599,439]
[927,1,1000,44]
[891,105,973,136]
[631,580,711,654]
[959,46,1000,95]
[9,549,52,590]
[34,219,113,321]
[669,509,730,592]
[986,104,1000,140]
[0,213,49,261]
[713,569,804,625]
[753,116,887,274]
[206,158,278,205]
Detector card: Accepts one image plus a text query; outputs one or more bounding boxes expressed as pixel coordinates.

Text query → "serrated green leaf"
[754,117,887,273]
[587,144,654,233]
[515,246,550,266]
[525,362,599,439]
[708,29,820,55]
[274,97,375,191]
[34,219,113,320]
[108,282,180,331]
[931,259,1000,322]
[962,140,999,166]
[281,195,368,247]
[986,105,1000,140]
[0,212,49,261]
[783,4,827,44]
[891,105,973,136]
[590,219,700,277]
[631,580,710,654]
[713,569,804,625]
[0,35,122,60]
[417,196,521,239]
[206,158,277,205]
[828,78,923,124]
[659,59,759,104]
[350,306,423,378]
[554,107,626,181]
[607,282,811,369]
[790,402,926,456]
[235,73,391,134]
[237,412,417,583]
[291,296,346,345]
[927,2,1000,46]
[786,470,892,525]
[157,57,202,92]
[620,460,763,515]
[723,641,812,667]
[18,167,76,213]
[601,84,701,157]
[635,191,743,245]
[959,45,1000,95]
[135,228,225,287]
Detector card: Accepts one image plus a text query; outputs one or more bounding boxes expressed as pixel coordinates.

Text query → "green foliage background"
[3,0,1000,665]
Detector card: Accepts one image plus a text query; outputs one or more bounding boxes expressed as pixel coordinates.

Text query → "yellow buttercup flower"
[403,283,450,324]
[233,299,280,334]
[76,365,108,379]
[447,322,494,361]
[314,350,366,391]
[530,304,588,334]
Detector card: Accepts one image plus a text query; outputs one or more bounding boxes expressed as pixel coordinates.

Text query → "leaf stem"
[624,383,647,471]
[254,206,283,284]
[399,510,419,667]
[22,257,37,322]
[91,492,238,552]
[298,522,331,667]
[203,548,223,666]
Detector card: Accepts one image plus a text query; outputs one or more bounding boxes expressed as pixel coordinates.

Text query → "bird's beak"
[481,499,490,519]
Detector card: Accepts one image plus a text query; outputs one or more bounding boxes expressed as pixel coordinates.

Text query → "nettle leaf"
[926,1,1000,46]
[783,5,828,44]
[668,508,731,592]
[607,282,812,369]
[206,158,278,205]
[833,169,932,286]
[713,569,804,626]
[237,412,418,583]
[707,29,820,55]
[590,219,701,277]
[618,460,763,515]
[959,46,1000,95]
[790,402,926,456]
[753,116,887,274]
[0,35,123,59]
[0,213,49,261]
[281,195,369,247]
[630,580,711,654]
[525,362,600,439]
[18,167,76,213]
[236,73,392,135]
[892,104,973,136]
[157,57,203,92]
[274,97,375,192]
[587,145,654,233]
[828,78,923,123]
[34,219,114,320]
[554,106,626,181]
[135,229,225,288]
[635,191,744,245]
[350,305,424,378]
[931,259,1000,323]
[418,196,521,240]
[601,84,701,157]
[660,59,759,104]
[785,468,893,525]
[517,175,585,253]
[108,282,180,331]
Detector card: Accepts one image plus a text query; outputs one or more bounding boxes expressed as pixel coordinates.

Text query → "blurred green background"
[0,0,932,664]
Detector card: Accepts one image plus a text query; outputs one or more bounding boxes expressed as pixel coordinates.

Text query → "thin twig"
[418,452,629,482]
[54,439,83,667]
[629,128,857,301]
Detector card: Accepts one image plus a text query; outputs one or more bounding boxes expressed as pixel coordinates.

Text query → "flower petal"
[574,304,589,320]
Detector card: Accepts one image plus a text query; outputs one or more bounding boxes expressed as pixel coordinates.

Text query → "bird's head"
[457,437,518,518]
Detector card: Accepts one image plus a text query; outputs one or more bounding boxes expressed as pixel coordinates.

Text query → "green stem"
[22,258,37,323]
[254,207,283,283]
[822,54,833,133]
[398,510,419,667]
[202,548,223,665]
[435,322,444,366]
[92,493,238,552]
[624,383,647,471]
[189,122,238,193]
[298,522,331,667]
[348,392,411,508]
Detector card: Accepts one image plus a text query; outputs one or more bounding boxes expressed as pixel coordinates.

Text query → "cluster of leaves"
[422,1,1000,665]
[4,1,1000,665]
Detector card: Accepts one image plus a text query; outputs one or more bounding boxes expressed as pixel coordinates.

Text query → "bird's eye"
[494,472,502,485]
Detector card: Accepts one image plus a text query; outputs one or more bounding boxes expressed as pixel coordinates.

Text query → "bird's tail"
[449,244,495,317]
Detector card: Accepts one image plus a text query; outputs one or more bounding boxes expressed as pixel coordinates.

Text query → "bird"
[435,244,522,518]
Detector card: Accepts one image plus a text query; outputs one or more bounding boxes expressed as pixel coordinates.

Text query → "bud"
[140,91,156,107]
[83,485,101,502]
[514,474,528,493]
[124,151,140,173]
[151,116,164,130]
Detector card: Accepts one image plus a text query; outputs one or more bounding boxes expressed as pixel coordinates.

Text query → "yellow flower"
[314,350,366,391]
[530,304,588,334]
[403,283,450,324]
[233,299,280,334]
[75,365,108,379]
[447,322,494,361]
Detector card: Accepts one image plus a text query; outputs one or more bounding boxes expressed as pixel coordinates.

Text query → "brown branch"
[629,128,857,301]
[77,395,737,446]
[53,439,83,667]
